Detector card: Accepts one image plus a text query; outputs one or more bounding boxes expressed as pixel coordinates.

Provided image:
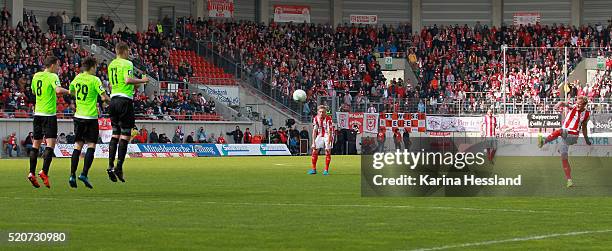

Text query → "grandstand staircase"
[238,81,308,129]
[174,46,307,128]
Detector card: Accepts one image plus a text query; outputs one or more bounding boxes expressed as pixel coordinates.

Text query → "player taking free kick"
[68,57,110,189]
[28,56,70,188]
[107,42,149,182]
[538,96,592,188]
[308,105,333,175]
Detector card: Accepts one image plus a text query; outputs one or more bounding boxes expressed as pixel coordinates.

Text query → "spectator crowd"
[1,8,611,120]
[0,10,220,120]
[178,17,611,115]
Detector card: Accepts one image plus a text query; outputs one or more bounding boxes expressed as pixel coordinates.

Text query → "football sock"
[70,149,81,176]
[41,147,54,175]
[29,148,39,174]
[325,153,331,171]
[82,148,95,176]
[108,137,119,168]
[545,129,562,143]
[311,150,318,170]
[116,139,129,170]
[562,158,572,180]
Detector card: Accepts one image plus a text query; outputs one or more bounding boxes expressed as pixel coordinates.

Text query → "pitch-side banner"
[201,85,240,106]
[350,15,377,24]
[513,12,540,26]
[216,144,291,156]
[337,112,374,133]
[273,5,311,23]
[98,118,112,143]
[208,0,234,18]
[528,114,562,128]
[135,144,220,157]
[426,116,481,132]
[54,144,139,158]
[349,112,364,132]
[363,113,379,134]
[381,113,426,133]
[337,112,349,129]
[590,114,612,133]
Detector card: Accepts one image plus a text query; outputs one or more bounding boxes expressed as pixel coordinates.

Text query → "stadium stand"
[177,18,611,115]
[1,10,610,119]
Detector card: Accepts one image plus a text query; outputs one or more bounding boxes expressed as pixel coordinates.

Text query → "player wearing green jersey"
[106,42,149,182]
[28,56,70,188]
[68,57,110,189]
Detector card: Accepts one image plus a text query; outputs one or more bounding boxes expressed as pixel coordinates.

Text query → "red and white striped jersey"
[563,106,590,135]
[482,115,497,137]
[313,115,333,137]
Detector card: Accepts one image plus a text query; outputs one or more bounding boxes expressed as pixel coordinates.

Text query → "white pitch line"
[0,196,584,214]
[410,229,612,251]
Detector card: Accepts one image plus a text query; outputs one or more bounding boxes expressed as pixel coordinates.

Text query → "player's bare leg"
[308,148,318,175]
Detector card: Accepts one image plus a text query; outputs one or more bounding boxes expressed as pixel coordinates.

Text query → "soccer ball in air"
[293,89,307,102]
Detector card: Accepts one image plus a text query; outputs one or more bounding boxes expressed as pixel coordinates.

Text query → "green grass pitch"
[1,156,612,250]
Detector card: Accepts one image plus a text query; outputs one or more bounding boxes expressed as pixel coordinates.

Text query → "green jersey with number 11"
[108,58,135,99]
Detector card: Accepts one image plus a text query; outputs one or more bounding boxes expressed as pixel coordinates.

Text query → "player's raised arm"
[56,86,70,94]
[100,92,110,103]
[52,73,70,95]
[554,101,568,110]
[126,74,149,85]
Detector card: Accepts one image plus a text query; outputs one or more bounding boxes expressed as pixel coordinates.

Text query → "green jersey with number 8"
[31,71,60,116]
[69,72,106,119]
[108,58,135,99]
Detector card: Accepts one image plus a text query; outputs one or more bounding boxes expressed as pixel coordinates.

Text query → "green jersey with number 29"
[69,72,106,119]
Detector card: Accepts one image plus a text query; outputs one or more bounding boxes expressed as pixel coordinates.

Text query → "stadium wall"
[583,0,612,25]
[23,0,74,31]
[88,0,137,31]
[341,0,411,25]
[503,0,571,25]
[421,0,492,27]
[148,0,192,23]
[0,119,259,143]
[268,0,331,24]
[15,0,612,32]
[234,0,257,21]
